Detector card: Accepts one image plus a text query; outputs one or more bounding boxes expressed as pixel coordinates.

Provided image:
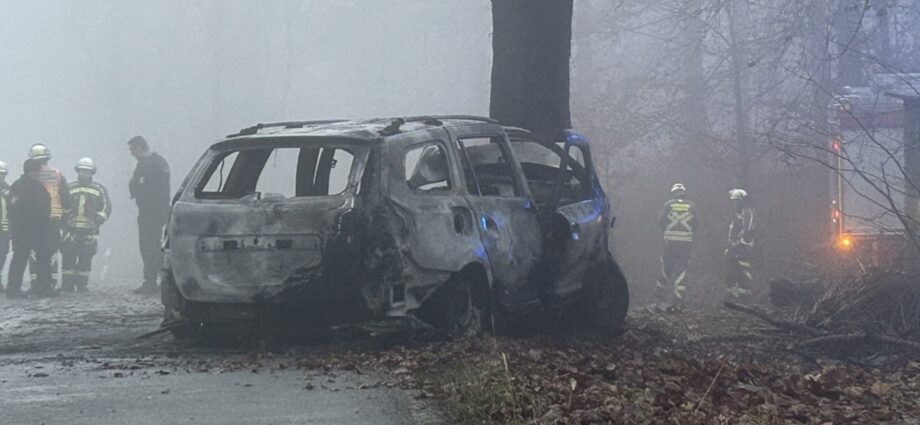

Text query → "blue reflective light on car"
[565,130,589,144]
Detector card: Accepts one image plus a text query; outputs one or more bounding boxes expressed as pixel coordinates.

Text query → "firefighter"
[725,188,755,299]
[128,136,170,295]
[61,158,111,292]
[656,183,695,302]
[0,161,10,291]
[27,143,70,290]
[6,159,54,298]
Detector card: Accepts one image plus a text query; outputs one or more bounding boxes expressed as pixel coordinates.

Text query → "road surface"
[0,280,441,425]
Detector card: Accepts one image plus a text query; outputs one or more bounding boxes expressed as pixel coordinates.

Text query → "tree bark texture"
[490,0,572,140]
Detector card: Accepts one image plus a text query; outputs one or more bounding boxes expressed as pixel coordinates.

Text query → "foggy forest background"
[1,0,918,306]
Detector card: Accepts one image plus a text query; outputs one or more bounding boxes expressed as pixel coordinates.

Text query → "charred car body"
[162,116,628,335]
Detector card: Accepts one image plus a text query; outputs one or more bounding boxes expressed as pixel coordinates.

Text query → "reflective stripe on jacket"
[0,187,8,233]
[38,166,69,220]
[658,198,695,242]
[65,181,111,233]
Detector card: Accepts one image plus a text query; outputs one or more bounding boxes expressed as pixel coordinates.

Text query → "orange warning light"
[837,235,853,250]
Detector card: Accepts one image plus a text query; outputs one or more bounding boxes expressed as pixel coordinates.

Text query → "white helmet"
[670,183,687,195]
[0,160,8,175]
[729,189,748,200]
[29,143,51,160]
[75,157,97,174]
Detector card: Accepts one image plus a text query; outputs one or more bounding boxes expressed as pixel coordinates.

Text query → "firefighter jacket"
[0,181,9,234]
[8,175,50,241]
[37,165,70,220]
[129,152,170,220]
[658,197,695,242]
[65,180,111,235]
[729,205,755,247]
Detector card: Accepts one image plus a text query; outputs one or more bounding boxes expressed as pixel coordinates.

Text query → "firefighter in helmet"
[0,161,10,291]
[656,183,696,302]
[725,188,755,299]
[61,158,111,292]
[27,143,70,290]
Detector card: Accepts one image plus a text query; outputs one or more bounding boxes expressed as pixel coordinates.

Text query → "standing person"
[725,188,755,300]
[6,159,54,298]
[656,183,695,302]
[128,136,170,295]
[0,161,10,291]
[61,158,111,292]
[27,143,70,290]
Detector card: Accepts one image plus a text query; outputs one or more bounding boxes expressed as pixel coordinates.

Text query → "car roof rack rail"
[227,119,347,138]
[379,118,406,136]
[403,115,500,124]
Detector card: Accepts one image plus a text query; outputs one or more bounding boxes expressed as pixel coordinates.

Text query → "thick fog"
[3,1,918,305]
[0,1,492,282]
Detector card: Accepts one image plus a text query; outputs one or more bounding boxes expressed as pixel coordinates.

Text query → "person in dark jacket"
[6,159,55,298]
[128,136,170,294]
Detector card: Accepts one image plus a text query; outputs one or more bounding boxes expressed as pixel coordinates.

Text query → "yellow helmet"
[729,189,748,200]
[0,160,8,175]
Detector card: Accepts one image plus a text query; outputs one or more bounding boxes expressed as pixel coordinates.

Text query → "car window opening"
[195,146,356,200]
[456,136,522,197]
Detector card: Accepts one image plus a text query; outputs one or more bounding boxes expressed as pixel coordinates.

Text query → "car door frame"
[444,123,544,309]
[382,128,492,312]
[505,129,612,298]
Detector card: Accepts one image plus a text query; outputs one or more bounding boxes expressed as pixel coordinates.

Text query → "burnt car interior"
[195,146,354,200]
[406,143,451,191]
[511,140,591,207]
[456,136,522,197]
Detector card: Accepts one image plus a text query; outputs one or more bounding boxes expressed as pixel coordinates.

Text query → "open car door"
[506,129,613,298]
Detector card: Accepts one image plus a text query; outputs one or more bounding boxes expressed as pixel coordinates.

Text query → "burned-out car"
[161,116,628,335]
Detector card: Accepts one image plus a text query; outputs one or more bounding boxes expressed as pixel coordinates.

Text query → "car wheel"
[585,255,629,332]
[419,274,484,338]
[446,279,483,337]
[161,270,193,339]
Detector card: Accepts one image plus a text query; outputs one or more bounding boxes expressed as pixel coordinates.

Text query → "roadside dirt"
[2,285,918,424]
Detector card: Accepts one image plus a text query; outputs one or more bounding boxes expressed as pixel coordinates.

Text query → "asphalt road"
[0,280,440,425]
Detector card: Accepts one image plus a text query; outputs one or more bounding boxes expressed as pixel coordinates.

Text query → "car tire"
[585,254,629,332]
[447,279,483,338]
[418,274,484,338]
[161,270,193,339]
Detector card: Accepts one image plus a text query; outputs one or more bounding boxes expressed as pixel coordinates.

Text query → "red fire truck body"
[829,74,919,266]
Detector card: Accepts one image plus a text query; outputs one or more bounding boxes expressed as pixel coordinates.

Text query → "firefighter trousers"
[657,240,692,301]
[29,220,61,288]
[61,232,98,290]
[724,244,753,299]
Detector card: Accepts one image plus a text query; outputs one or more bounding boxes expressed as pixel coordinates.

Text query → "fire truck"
[829,74,919,266]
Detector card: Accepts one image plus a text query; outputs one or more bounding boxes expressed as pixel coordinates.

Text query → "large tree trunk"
[727,0,751,189]
[490,0,572,139]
